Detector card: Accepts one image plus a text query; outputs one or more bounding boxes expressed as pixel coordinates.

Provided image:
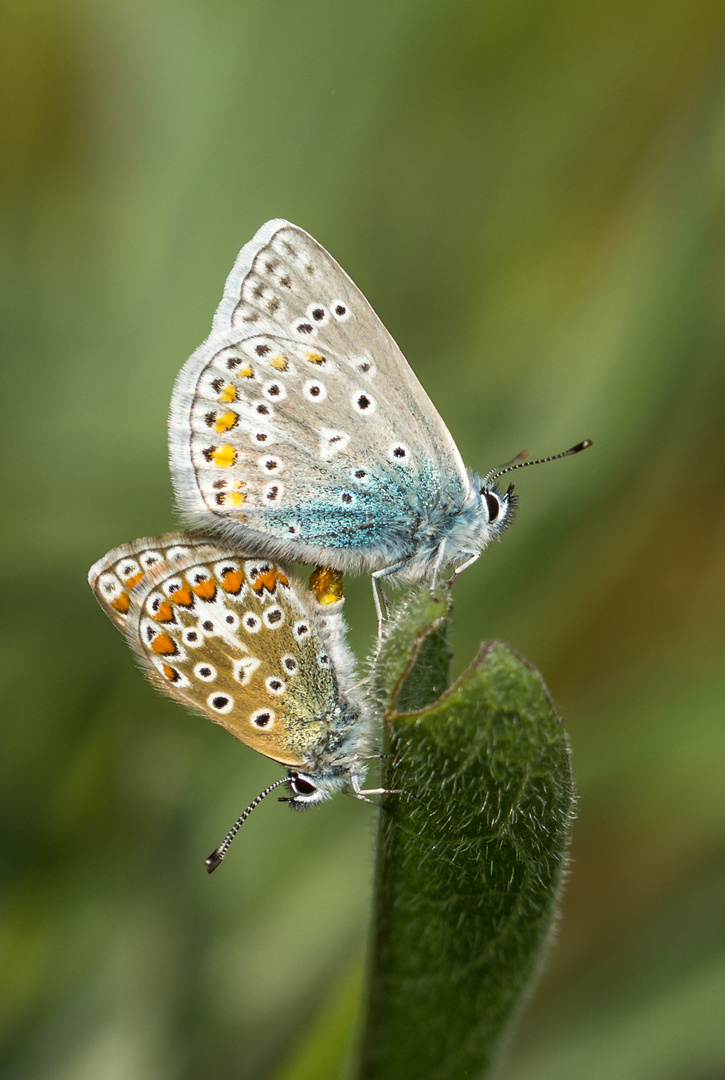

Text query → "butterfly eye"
[483,490,500,522]
[290,774,317,798]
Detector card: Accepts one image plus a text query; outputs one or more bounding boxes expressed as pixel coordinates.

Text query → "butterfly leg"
[429,538,448,593]
[447,550,480,585]
[371,560,409,638]
[351,774,403,800]
[344,674,372,694]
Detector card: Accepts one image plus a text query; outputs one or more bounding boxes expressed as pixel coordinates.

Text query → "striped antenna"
[205,775,291,873]
[481,440,592,489]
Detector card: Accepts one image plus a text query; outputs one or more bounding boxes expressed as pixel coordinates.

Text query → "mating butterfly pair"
[90,221,590,868]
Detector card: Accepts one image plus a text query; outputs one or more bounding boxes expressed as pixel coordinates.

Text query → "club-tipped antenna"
[205,776,291,873]
[482,439,592,488]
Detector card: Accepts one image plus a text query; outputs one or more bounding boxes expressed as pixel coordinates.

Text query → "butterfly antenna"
[482,439,592,488]
[205,776,291,873]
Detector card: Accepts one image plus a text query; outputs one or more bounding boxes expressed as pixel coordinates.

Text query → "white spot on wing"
[98,573,123,599]
[139,550,163,570]
[262,605,285,629]
[233,656,261,685]
[306,302,329,326]
[264,482,284,504]
[208,692,234,715]
[257,455,283,474]
[388,442,411,465]
[352,390,376,415]
[303,379,326,402]
[250,708,275,728]
[320,429,350,461]
[263,381,286,402]
[194,662,217,682]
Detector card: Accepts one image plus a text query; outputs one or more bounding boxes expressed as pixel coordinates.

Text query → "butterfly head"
[284,769,341,807]
[283,716,369,807]
[474,440,593,545]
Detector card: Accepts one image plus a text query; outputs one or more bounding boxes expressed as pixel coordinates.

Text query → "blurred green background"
[2,1,725,1078]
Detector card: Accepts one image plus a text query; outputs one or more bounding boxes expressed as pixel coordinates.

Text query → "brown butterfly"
[88,531,374,870]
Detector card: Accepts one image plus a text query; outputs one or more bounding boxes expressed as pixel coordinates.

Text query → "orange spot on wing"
[218,384,237,403]
[151,632,177,656]
[153,600,175,622]
[214,411,238,433]
[161,664,179,682]
[222,569,244,594]
[277,571,289,587]
[110,592,131,614]
[258,568,277,593]
[211,445,237,468]
[269,354,289,371]
[170,584,193,606]
[125,571,145,589]
[192,579,217,600]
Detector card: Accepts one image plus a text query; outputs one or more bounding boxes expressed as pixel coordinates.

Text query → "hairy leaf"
[356,587,574,1080]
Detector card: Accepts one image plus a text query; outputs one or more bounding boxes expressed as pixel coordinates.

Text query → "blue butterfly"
[169,220,589,621]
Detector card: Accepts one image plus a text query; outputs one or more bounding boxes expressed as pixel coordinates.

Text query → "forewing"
[169,221,471,563]
[89,534,339,767]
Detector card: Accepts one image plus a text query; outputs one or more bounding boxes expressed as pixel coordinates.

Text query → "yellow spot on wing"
[214,411,238,433]
[238,364,253,378]
[227,491,245,507]
[269,354,289,372]
[218,384,237,403]
[211,445,237,468]
[306,352,325,365]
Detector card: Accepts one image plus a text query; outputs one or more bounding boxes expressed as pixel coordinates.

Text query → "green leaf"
[355,585,574,1080]
[370,586,452,715]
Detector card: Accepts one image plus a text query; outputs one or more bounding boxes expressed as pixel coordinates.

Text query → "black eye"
[484,490,500,522]
[291,775,316,796]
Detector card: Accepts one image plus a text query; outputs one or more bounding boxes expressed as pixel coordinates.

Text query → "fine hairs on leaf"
[351,582,574,1080]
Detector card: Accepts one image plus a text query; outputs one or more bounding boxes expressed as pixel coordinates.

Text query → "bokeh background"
[3,1,725,1078]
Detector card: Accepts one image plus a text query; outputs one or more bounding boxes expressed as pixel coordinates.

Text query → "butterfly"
[88,531,373,870]
[168,220,590,623]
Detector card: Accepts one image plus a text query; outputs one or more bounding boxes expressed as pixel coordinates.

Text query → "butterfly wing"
[88,533,342,768]
[169,221,473,571]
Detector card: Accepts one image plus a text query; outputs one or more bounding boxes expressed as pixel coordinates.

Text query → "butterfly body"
[88,532,369,806]
[169,220,514,585]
